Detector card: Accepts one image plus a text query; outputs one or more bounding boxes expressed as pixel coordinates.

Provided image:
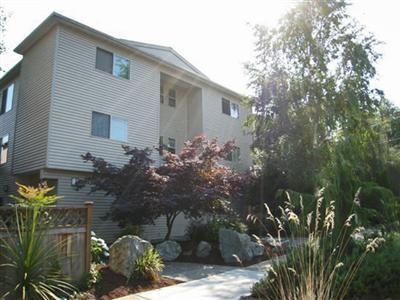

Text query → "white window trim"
[91,111,128,142]
[1,83,14,115]
[96,47,130,79]
[0,134,9,165]
[222,98,239,119]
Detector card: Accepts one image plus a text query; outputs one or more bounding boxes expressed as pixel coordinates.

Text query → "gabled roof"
[119,39,208,79]
[12,12,241,98]
[0,61,21,87]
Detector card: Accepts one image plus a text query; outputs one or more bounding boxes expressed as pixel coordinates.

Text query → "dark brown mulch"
[86,267,182,300]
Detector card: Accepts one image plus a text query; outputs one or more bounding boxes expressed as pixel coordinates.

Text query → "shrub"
[342,232,400,299]
[75,263,102,292]
[186,216,247,244]
[0,182,75,299]
[90,232,109,264]
[250,191,383,300]
[115,225,142,239]
[131,248,164,281]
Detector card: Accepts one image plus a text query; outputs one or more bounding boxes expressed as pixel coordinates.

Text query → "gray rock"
[108,235,153,278]
[156,240,182,261]
[249,241,265,257]
[219,228,254,263]
[196,241,212,258]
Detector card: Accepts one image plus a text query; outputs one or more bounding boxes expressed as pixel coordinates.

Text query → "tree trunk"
[164,213,178,240]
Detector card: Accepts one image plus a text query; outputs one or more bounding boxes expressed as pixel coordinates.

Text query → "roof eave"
[14,12,242,99]
[0,61,22,87]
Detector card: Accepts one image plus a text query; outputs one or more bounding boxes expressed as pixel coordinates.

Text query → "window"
[1,83,14,115]
[168,89,176,107]
[0,134,9,165]
[159,136,164,154]
[160,85,164,104]
[226,147,240,162]
[167,138,176,154]
[222,98,230,115]
[95,48,130,79]
[221,98,239,119]
[91,112,128,142]
[113,55,130,79]
[159,136,176,154]
[230,103,239,119]
[110,116,128,142]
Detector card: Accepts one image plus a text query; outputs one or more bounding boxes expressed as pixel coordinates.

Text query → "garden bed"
[76,266,182,299]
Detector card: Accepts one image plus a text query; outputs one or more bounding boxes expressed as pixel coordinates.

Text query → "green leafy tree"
[0,6,7,72]
[245,0,387,223]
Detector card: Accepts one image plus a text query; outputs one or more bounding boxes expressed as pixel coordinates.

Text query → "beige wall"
[159,80,188,154]
[202,86,252,170]
[13,28,57,174]
[5,23,253,241]
[0,78,19,201]
[48,26,160,171]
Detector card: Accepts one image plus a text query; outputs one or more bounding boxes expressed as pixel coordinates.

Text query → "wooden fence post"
[84,201,93,273]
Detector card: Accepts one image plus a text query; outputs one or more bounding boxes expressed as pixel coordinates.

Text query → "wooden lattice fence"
[0,202,93,281]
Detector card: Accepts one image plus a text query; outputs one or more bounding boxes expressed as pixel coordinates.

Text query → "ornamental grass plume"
[250,190,383,300]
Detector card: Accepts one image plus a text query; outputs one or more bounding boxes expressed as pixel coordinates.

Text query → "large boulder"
[219,229,254,263]
[156,240,182,261]
[108,235,152,278]
[249,241,265,257]
[196,241,212,258]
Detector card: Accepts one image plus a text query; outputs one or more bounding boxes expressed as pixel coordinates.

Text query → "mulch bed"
[82,267,182,300]
[77,240,281,299]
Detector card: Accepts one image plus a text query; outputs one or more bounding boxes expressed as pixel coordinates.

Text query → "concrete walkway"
[118,258,283,300]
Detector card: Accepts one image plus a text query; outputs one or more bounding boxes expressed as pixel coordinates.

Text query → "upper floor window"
[91,111,128,142]
[222,98,239,119]
[159,136,176,154]
[160,85,164,104]
[226,146,240,162]
[95,48,130,79]
[1,83,14,115]
[0,134,9,165]
[167,137,176,154]
[168,89,176,107]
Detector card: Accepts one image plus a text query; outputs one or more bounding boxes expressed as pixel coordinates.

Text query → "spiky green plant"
[131,248,164,281]
[0,182,75,299]
[250,190,383,300]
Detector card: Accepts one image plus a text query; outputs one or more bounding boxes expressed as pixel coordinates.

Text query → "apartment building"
[0,12,252,241]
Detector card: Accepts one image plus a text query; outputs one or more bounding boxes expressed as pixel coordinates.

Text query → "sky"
[0,0,399,106]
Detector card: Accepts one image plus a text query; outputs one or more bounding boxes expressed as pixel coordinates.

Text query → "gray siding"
[40,169,120,243]
[40,168,187,242]
[48,27,160,171]
[141,213,188,241]
[12,29,57,174]
[0,79,19,201]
